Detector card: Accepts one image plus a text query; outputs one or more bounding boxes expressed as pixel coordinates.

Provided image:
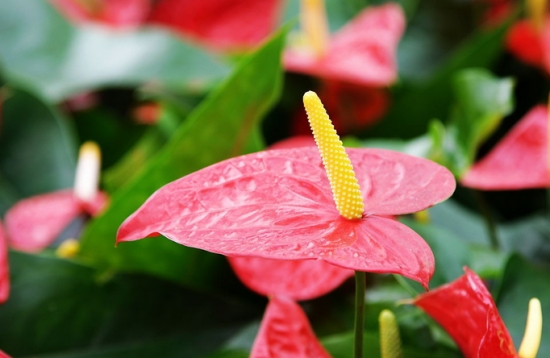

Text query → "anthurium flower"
[461,105,549,190]
[117,91,455,288]
[0,221,9,304]
[0,350,10,358]
[414,268,542,358]
[250,296,331,357]
[505,0,549,72]
[4,142,108,252]
[284,2,405,87]
[147,0,282,52]
[50,0,150,28]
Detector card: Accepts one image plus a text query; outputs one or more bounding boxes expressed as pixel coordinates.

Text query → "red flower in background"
[505,1,550,73]
[414,268,542,358]
[286,3,404,135]
[4,142,108,253]
[0,221,9,304]
[284,3,405,87]
[148,0,283,52]
[461,105,550,190]
[250,296,332,358]
[50,0,150,28]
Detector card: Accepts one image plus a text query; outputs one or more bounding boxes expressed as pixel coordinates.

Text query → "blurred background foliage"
[1,0,550,356]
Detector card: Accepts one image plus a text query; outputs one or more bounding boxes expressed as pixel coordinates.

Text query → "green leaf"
[401,217,471,288]
[368,17,512,139]
[0,0,229,101]
[0,87,77,215]
[78,29,287,288]
[0,251,262,357]
[497,255,550,357]
[446,69,515,176]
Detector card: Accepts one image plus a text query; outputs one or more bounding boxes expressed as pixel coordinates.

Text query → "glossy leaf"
[118,147,456,287]
[0,0,228,100]
[250,296,331,358]
[228,256,353,300]
[148,0,282,52]
[284,3,405,86]
[414,268,517,358]
[0,222,8,304]
[0,87,77,215]
[447,69,515,177]
[78,29,286,286]
[461,105,549,189]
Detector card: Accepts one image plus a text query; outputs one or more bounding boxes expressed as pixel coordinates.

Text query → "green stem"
[474,190,499,250]
[354,271,366,358]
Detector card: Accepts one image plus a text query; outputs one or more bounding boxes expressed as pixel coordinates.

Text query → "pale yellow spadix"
[379,309,403,358]
[303,91,364,219]
[527,0,547,31]
[518,298,542,358]
[55,239,80,259]
[74,141,101,203]
[300,0,330,58]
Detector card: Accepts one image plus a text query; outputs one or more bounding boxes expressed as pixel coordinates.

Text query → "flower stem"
[354,271,366,358]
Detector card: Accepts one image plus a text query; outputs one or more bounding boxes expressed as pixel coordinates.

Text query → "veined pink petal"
[5,190,82,252]
[284,3,405,86]
[147,0,282,52]
[0,221,9,304]
[414,268,517,358]
[461,106,550,190]
[250,296,331,358]
[228,256,353,300]
[117,147,454,287]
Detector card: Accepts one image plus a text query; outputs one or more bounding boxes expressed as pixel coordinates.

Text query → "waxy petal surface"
[0,350,10,358]
[284,3,405,86]
[0,222,9,304]
[117,147,454,287]
[414,268,517,358]
[5,190,82,252]
[228,256,353,300]
[148,0,282,52]
[461,106,550,190]
[250,296,331,358]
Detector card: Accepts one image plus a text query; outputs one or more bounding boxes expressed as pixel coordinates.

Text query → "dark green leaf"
[368,17,512,139]
[0,87,77,215]
[78,29,287,288]
[497,255,550,356]
[0,251,262,357]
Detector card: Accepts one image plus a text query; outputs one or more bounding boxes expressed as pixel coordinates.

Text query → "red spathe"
[250,296,331,358]
[414,268,517,358]
[117,147,455,288]
[461,105,550,190]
